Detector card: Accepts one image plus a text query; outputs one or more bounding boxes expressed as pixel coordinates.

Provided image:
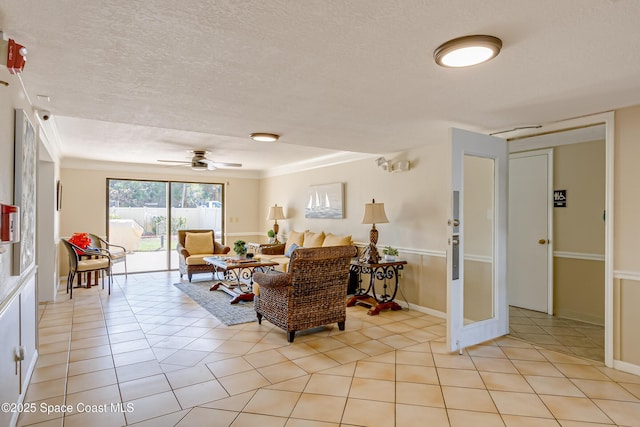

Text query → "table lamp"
[266,204,286,243]
[361,198,389,263]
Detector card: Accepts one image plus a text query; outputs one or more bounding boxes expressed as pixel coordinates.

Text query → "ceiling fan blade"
[203,160,243,168]
[158,159,190,164]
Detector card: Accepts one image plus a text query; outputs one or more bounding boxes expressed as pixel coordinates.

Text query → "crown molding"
[261,151,378,178]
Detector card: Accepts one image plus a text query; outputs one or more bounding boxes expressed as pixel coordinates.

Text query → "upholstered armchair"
[177,229,230,282]
[253,245,357,342]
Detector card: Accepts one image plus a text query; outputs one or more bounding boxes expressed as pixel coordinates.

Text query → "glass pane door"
[447,128,508,353]
[169,182,224,270]
[108,179,168,273]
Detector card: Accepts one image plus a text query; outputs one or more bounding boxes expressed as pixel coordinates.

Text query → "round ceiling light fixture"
[250,132,280,142]
[434,35,502,68]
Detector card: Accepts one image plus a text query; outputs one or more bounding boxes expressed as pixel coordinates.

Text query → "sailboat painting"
[305,183,344,219]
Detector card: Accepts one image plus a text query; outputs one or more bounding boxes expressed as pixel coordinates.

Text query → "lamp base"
[360,243,381,264]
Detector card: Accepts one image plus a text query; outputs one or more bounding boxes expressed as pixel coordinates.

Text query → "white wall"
[260,142,451,312]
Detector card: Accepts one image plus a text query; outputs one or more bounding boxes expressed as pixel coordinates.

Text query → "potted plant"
[382,246,399,261]
[267,229,275,243]
[234,240,248,258]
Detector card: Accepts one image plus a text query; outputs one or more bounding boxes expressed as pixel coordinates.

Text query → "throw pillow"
[322,233,352,247]
[304,231,325,248]
[185,231,214,255]
[285,243,300,257]
[285,230,305,255]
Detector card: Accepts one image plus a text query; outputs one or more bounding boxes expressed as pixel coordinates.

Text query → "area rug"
[173,280,257,326]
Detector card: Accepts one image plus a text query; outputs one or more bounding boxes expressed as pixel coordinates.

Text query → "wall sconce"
[375,157,410,173]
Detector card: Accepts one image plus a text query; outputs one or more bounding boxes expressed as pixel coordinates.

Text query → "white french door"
[447,128,508,353]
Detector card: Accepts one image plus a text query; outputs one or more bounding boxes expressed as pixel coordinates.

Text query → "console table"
[204,256,278,304]
[347,259,407,315]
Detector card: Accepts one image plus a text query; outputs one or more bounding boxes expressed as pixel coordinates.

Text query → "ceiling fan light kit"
[250,133,279,142]
[434,35,502,68]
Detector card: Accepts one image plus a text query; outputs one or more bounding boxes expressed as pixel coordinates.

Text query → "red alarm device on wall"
[5,38,27,74]
[1,204,20,243]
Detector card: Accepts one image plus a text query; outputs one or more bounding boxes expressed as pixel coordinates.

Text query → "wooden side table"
[347,259,407,315]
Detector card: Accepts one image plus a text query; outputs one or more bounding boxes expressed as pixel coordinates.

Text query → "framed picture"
[305,183,344,219]
[56,180,63,211]
[12,109,37,276]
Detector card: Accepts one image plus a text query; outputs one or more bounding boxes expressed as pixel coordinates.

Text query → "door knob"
[538,239,548,245]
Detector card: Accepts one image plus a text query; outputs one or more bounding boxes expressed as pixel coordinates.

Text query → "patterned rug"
[173,280,257,326]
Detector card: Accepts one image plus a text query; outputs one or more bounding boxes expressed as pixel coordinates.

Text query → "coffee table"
[203,256,278,304]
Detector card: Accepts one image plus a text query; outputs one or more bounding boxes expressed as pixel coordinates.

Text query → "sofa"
[177,229,230,282]
[256,230,353,273]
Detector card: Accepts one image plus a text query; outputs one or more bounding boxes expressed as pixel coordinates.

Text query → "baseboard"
[613,359,640,377]
[394,299,446,319]
[555,309,604,326]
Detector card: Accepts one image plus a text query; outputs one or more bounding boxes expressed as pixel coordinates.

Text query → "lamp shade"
[361,201,389,225]
[266,205,286,221]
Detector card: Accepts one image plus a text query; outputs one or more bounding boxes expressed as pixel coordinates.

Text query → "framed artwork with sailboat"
[305,183,344,219]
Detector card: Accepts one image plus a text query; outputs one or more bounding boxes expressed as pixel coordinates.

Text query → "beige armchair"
[177,229,230,282]
[253,245,357,342]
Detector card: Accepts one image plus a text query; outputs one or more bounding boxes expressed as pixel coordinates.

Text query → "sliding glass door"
[107,179,224,273]
[169,182,224,270]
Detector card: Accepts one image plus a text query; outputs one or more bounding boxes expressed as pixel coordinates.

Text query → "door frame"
[507,112,614,367]
[508,148,554,315]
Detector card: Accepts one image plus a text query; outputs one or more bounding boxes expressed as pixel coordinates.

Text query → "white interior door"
[508,150,553,313]
[447,128,508,353]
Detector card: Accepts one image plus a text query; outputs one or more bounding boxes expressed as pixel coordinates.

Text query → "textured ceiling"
[1,0,639,175]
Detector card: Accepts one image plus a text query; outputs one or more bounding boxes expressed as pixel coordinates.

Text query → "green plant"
[234,240,248,255]
[382,246,398,256]
[267,229,275,238]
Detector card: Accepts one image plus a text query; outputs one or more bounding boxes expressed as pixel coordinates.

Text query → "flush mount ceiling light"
[434,35,502,68]
[250,132,279,142]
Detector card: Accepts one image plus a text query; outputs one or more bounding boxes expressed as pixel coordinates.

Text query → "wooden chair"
[89,233,128,276]
[253,245,357,342]
[61,239,112,299]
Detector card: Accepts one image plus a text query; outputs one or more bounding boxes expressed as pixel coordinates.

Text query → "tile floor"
[509,306,605,362]
[18,272,640,426]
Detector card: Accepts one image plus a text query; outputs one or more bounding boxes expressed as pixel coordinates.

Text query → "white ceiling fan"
[158,150,242,171]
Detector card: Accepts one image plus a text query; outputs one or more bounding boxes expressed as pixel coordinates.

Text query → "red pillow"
[69,232,92,255]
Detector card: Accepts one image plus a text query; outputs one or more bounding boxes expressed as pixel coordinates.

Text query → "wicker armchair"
[253,245,357,342]
[177,229,230,282]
